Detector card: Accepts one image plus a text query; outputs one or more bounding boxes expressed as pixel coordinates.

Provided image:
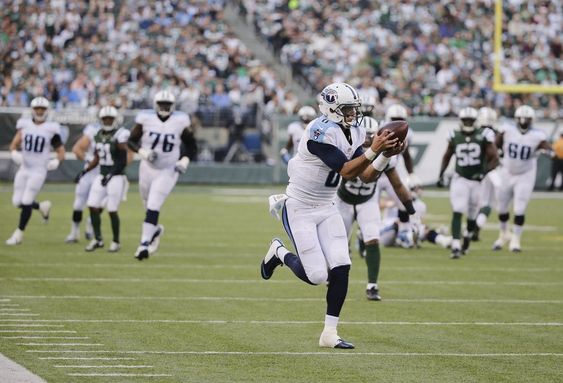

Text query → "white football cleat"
[39,201,52,223]
[319,328,355,349]
[509,236,521,253]
[65,233,79,243]
[6,229,23,246]
[492,230,511,251]
[148,225,164,255]
[107,241,121,252]
[85,239,104,252]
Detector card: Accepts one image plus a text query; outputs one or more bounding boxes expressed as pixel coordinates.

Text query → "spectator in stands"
[549,130,563,191]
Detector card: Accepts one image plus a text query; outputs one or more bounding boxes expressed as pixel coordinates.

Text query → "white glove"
[268,193,288,220]
[46,158,60,171]
[138,148,157,162]
[11,150,23,165]
[174,156,190,174]
[487,167,501,189]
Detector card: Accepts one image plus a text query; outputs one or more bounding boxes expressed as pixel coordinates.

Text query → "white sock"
[513,224,523,237]
[141,222,156,244]
[476,213,487,228]
[436,235,452,248]
[276,246,289,264]
[324,315,339,330]
[500,221,508,232]
[451,239,461,250]
[366,283,378,290]
[70,222,80,236]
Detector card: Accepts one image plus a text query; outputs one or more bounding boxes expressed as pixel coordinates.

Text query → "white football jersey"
[287,121,305,154]
[82,123,101,162]
[502,124,547,175]
[16,118,61,170]
[286,117,366,205]
[135,110,191,169]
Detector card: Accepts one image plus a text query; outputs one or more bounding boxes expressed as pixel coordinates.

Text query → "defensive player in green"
[437,107,499,259]
[75,106,130,252]
[335,117,414,300]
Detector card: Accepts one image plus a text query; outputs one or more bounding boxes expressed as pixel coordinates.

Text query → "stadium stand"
[237,0,561,119]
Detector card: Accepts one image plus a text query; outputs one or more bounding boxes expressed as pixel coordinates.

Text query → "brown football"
[379,120,409,142]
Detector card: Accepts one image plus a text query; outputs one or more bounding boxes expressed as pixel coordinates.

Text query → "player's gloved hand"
[11,150,23,165]
[46,158,60,171]
[436,175,445,188]
[268,193,289,220]
[280,148,291,165]
[74,170,87,184]
[138,148,157,162]
[174,156,190,174]
[101,173,113,186]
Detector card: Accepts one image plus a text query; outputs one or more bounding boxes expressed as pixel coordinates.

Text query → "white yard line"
[55,365,153,368]
[0,330,77,333]
[0,295,561,304]
[0,352,47,383]
[16,343,103,346]
[39,357,137,360]
[0,324,65,327]
[0,309,30,311]
[3,277,562,286]
[67,373,172,377]
[0,313,39,316]
[10,319,561,326]
[3,337,89,339]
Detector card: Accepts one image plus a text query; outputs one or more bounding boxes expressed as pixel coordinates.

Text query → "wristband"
[364,148,377,161]
[372,155,390,171]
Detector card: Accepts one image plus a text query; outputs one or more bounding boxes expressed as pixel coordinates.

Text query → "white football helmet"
[153,90,176,118]
[30,96,50,123]
[477,107,498,129]
[514,105,535,132]
[385,104,408,121]
[297,106,316,125]
[458,107,478,133]
[318,83,362,129]
[360,94,377,116]
[360,116,379,135]
[98,106,119,131]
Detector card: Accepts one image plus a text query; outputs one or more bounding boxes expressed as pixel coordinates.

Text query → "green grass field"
[1,183,562,383]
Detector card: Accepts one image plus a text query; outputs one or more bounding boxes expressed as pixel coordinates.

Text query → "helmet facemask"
[156,101,174,118]
[460,118,477,133]
[32,107,48,123]
[517,117,532,133]
[101,116,117,131]
[337,104,363,129]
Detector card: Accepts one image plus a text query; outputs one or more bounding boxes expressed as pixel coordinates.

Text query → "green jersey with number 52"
[449,127,494,180]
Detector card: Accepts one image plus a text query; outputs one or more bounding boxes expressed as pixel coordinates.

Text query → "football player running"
[128,90,197,260]
[65,114,101,243]
[6,97,65,245]
[335,117,415,301]
[437,107,499,259]
[374,104,417,248]
[493,105,553,252]
[261,83,400,349]
[76,106,129,252]
[472,107,501,241]
[280,105,316,164]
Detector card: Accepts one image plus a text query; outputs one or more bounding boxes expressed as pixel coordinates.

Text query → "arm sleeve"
[111,147,127,174]
[351,146,364,160]
[180,128,197,160]
[50,134,63,149]
[307,140,348,172]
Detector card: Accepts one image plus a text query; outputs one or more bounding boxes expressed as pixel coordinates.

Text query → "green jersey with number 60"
[449,127,494,180]
[93,127,130,176]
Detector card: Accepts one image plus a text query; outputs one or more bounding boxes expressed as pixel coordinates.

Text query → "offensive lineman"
[128,90,196,260]
[75,106,129,252]
[335,116,414,301]
[493,105,553,252]
[6,97,65,245]
[65,114,100,242]
[437,107,499,259]
[280,105,316,164]
[261,83,400,349]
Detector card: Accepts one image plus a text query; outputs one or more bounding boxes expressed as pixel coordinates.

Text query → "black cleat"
[366,287,382,301]
[334,339,355,349]
[461,236,471,255]
[261,238,284,279]
[450,248,462,259]
[471,227,480,241]
[135,243,150,261]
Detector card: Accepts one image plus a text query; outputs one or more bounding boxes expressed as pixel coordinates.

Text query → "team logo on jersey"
[313,129,322,140]
[321,88,337,104]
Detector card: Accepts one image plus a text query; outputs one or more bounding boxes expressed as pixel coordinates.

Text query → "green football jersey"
[337,177,378,205]
[93,128,128,176]
[449,128,492,180]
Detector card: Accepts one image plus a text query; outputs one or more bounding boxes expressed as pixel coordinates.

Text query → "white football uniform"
[497,125,547,215]
[73,123,101,211]
[12,118,61,207]
[287,121,305,154]
[135,110,190,210]
[282,117,365,283]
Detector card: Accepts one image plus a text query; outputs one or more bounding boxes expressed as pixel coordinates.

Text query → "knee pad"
[514,215,525,226]
[498,213,509,222]
[308,269,328,286]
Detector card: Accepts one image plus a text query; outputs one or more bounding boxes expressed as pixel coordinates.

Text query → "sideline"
[0,353,47,383]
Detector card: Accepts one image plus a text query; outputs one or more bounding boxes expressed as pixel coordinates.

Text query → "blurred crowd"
[240,0,561,119]
[0,0,297,126]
